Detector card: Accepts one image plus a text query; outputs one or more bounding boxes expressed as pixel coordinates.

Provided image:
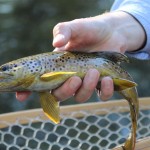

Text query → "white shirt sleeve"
[111,0,150,60]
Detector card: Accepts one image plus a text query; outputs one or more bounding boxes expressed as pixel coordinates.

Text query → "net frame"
[0,97,150,150]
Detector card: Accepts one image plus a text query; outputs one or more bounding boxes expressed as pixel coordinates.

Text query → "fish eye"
[0,65,9,72]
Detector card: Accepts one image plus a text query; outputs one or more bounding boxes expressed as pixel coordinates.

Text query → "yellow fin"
[40,71,77,81]
[113,78,137,91]
[39,92,60,124]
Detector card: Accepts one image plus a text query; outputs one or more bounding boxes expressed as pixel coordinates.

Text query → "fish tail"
[120,87,139,150]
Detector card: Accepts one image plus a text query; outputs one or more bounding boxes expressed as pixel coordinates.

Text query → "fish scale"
[0,51,138,150]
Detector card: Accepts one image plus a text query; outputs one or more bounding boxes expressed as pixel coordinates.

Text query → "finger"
[53,46,66,52]
[16,91,31,102]
[53,23,71,48]
[75,69,100,103]
[52,76,82,101]
[100,77,114,101]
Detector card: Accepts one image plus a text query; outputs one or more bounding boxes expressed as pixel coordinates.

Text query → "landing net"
[0,98,150,150]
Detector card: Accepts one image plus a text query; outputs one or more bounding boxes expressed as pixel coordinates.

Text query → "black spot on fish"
[1,65,9,71]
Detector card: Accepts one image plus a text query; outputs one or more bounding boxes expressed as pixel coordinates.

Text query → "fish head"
[0,57,42,91]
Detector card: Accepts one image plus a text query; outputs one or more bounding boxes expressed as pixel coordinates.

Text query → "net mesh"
[0,99,150,150]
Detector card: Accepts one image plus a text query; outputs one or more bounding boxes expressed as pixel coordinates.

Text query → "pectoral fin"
[39,92,60,124]
[40,72,77,81]
[113,78,137,91]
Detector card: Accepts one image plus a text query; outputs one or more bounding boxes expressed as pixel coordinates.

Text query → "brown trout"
[0,51,138,150]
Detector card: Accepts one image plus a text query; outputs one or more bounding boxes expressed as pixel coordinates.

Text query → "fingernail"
[53,46,65,52]
[53,48,60,52]
[53,34,65,45]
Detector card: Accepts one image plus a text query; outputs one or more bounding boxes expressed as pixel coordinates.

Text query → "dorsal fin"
[94,51,129,63]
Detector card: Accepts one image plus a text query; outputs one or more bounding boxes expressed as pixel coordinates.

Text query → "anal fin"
[39,92,60,124]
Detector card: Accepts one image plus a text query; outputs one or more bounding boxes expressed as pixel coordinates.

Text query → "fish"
[0,51,138,150]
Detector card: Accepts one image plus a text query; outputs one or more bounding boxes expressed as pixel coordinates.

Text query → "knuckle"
[75,94,90,102]
[53,22,65,34]
[100,93,110,101]
[52,88,71,101]
[75,87,93,102]
[83,81,97,93]
[103,92,112,99]
[100,88,113,101]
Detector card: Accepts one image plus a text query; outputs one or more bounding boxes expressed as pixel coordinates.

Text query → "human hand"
[52,15,127,53]
[16,15,117,102]
[51,15,125,102]
[51,12,145,102]
[16,14,123,102]
[16,11,144,102]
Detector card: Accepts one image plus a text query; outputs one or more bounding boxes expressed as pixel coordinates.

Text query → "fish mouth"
[0,72,14,79]
[0,73,18,92]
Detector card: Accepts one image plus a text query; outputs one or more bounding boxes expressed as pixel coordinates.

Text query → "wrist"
[101,11,146,52]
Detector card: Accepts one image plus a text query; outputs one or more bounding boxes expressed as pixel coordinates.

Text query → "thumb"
[53,23,71,48]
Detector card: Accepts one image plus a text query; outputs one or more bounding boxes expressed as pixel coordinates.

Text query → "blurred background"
[0,0,150,114]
